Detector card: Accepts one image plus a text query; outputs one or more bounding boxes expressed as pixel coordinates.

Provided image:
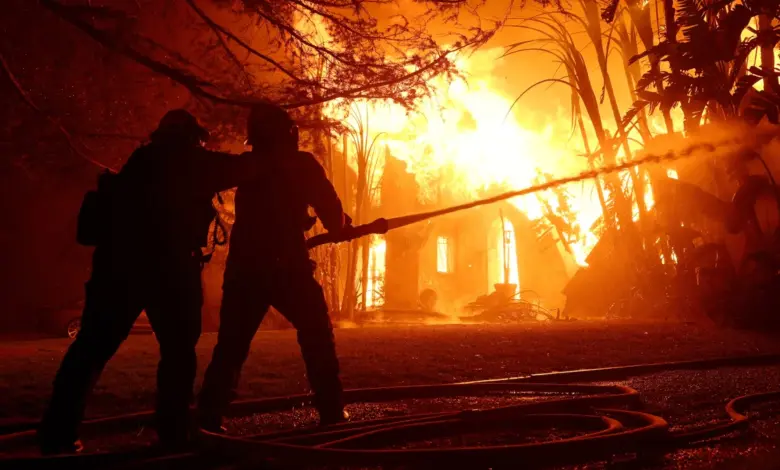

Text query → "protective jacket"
[228,150,345,267]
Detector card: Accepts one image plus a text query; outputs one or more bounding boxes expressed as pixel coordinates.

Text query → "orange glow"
[667,169,678,179]
[366,235,386,308]
[325,49,609,267]
[436,236,450,273]
[647,107,685,135]
[633,171,656,221]
[743,18,764,92]
[301,11,688,273]
[499,219,520,289]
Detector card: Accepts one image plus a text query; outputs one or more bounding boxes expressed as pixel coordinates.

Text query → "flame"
[365,235,386,308]
[305,15,689,309]
[293,14,696,314]
[327,49,608,267]
[490,218,520,291]
[633,170,656,221]
[436,236,451,273]
[647,107,685,135]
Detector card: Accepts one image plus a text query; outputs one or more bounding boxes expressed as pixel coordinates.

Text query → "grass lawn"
[0,321,777,422]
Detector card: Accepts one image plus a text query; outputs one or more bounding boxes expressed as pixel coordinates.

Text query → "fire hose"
[305,129,777,249]
[1,354,780,469]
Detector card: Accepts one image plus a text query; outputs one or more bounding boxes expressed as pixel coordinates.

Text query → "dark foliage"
[610,0,780,130]
[36,0,497,113]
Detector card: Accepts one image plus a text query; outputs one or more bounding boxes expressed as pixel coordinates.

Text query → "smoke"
[645,120,765,167]
[380,120,780,231]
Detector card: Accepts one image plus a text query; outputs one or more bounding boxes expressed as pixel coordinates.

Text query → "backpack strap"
[201,192,229,264]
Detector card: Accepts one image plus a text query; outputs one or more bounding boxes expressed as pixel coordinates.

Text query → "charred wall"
[380,156,423,310]
[418,211,489,314]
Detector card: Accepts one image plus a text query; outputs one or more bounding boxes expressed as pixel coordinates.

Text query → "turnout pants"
[198,261,342,421]
[40,248,203,445]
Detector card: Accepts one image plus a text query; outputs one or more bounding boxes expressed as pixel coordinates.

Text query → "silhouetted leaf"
[620,100,651,129]
[733,74,762,105]
[601,0,620,23]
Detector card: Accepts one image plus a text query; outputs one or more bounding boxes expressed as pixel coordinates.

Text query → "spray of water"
[308,122,780,248]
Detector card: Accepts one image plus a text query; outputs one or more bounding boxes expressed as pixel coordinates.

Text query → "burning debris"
[463,284,562,324]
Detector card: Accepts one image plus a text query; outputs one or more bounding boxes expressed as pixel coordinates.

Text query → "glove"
[302,215,317,231]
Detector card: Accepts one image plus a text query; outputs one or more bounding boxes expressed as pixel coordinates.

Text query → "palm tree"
[602,0,678,133]
[623,0,777,130]
[341,103,385,318]
[504,12,635,237]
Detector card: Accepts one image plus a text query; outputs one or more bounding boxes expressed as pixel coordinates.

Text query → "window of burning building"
[437,236,452,273]
[366,235,387,308]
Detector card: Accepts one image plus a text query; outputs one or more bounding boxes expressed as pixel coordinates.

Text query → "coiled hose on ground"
[1,353,779,469]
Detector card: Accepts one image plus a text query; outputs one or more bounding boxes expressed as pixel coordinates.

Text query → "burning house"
[363,153,572,321]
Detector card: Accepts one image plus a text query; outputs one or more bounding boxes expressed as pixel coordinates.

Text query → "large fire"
[304,13,687,311]
[328,49,611,268]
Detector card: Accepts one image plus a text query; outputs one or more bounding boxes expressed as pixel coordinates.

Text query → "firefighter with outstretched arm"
[39,110,259,454]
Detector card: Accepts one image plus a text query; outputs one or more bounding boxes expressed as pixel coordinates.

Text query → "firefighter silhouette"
[198,103,352,431]
[39,110,258,454]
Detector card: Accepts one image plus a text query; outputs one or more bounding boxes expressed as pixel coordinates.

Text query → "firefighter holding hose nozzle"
[198,104,353,432]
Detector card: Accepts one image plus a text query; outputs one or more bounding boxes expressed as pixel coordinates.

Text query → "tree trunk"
[582,0,638,235]
[759,15,778,93]
[623,0,674,133]
[660,0,677,132]
[360,236,370,310]
[342,240,359,320]
[355,150,368,311]
[340,134,358,320]
[617,17,652,143]
[617,21,654,243]
[574,97,611,234]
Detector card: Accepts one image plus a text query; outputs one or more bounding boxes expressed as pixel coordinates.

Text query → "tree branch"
[185,0,312,85]
[0,49,114,171]
[252,7,386,70]
[38,0,489,111]
[287,0,410,42]
[213,28,255,90]
[283,43,468,108]
[76,132,147,141]
[39,0,253,107]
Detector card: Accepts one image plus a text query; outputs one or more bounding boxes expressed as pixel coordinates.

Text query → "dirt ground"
[0,320,778,423]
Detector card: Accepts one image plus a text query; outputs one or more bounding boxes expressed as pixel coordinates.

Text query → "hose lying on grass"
[1,353,779,469]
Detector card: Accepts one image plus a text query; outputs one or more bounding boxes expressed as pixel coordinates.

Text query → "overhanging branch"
[38,0,488,111]
[0,49,114,170]
[284,43,468,108]
[39,0,253,106]
[185,0,312,85]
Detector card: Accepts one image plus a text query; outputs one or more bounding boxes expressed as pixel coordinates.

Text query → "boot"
[318,408,349,427]
[198,413,228,434]
[39,437,84,456]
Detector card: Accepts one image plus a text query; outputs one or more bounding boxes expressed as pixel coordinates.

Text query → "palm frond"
[728,37,760,85]
[620,99,652,128]
[733,73,762,105]
[601,0,621,23]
